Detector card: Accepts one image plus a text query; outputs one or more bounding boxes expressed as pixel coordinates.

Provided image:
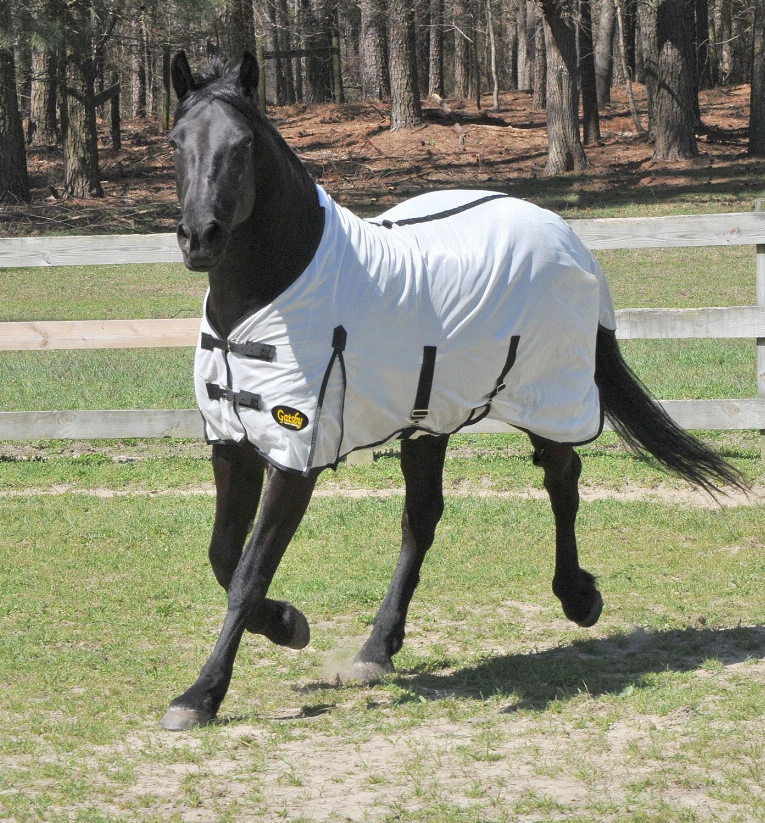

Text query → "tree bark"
[650,0,698,160]
[486,0,500,110]
[223,0,257,61]
[0,8,29,202]
[131,16,146,119]
[62,55,103,197]
[428,0,444,95]
[595,0,616,105]
[541,0,589,173]
[388,0,422,128]
[517,0,534,91]
[750,0,765,155]
[29,44,58,146]
[277,0,297,104]
[360,0,389,99]
[302,0,334,103]
[532,9,546,109]
[579,0,601,143]
[694,0,711,89]
[453,0,470,99]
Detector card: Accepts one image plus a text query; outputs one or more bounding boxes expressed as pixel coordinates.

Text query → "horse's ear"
[171,51,197,101]
[237,51,259,101]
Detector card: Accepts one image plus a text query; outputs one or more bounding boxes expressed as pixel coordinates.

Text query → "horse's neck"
[206,164,323,337]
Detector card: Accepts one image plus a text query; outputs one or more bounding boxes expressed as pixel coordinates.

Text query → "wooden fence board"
[0,318,200,351]
[614,306,765,339]
[2,400,763,440]
[568,211,765,250]
[0,233,182,268]
[2,212,765,270]
[0,409,203,440]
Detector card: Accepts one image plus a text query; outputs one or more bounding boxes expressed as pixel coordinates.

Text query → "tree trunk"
[517,0,533,91]
[302,0,334,103]
[541,0,589,173]
[277,0,297,104]
[595,0,616,105]
[62,55,103,197]
[415,0,430,96]
[453,0,470,98]
[0,14,29,202]
[503,0,519,90]
[533,7,547,109]
[360,0,389,99]
[223,0,257,61]
[486,0,500,110]
[750,0,765,155]
[651,0,698,160]
[29,45,58,146]
[694,0,711,89]
[388,0,422,128]
[579,0,600,142]
[428,0,444,95]
[131,17,146,118]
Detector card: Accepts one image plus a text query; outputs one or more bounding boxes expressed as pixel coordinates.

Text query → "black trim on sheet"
[376,193,509,229]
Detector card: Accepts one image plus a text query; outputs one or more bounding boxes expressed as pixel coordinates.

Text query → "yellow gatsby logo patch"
[272,405,309,431]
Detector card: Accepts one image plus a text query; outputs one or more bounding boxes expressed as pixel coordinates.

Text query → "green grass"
[1,481,764,821]
[0,263,205,322]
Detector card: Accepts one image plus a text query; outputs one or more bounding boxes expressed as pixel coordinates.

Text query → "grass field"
[2,202,765,821]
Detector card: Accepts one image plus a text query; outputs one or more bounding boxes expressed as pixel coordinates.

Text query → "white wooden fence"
[3,208,765,455]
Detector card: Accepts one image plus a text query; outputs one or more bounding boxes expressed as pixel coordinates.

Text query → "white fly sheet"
[195,186,617,474]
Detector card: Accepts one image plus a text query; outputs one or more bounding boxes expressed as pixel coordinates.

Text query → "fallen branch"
[430,94,466,150]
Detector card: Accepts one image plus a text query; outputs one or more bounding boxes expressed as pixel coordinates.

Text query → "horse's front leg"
[209,444,310,649]
[353,434,449,679]
[161,465,318,730]
[529,434,603,627]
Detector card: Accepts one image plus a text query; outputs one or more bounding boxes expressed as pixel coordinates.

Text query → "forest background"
[1,0,765,224]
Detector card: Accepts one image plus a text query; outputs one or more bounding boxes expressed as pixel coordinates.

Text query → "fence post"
[756,200,765,460]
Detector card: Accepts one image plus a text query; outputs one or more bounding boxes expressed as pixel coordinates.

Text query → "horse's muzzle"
[177,219,230,270]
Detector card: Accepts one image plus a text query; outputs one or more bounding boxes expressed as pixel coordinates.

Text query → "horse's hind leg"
[209,443,309,649]
[353,434,449,680]
[528,434,603,628]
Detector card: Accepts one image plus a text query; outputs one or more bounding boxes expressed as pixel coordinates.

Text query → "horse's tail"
[594,325,748,495]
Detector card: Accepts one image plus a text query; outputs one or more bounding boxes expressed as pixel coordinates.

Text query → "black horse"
[160,51,746,731]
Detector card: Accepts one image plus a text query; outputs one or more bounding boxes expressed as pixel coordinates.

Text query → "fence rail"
[3,208,765,448]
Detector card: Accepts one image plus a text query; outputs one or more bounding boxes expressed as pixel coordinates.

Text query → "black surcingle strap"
[487,335,520,401]
[411,346,438,421]
[201,331,276,362]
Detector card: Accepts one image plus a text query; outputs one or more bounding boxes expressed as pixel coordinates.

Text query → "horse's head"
[169,51,260,271]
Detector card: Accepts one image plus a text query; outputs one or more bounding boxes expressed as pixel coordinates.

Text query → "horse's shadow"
[302,626,765,713]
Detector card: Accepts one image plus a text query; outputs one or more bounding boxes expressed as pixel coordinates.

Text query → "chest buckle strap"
[201,332,276,362]
[206,382,262,410]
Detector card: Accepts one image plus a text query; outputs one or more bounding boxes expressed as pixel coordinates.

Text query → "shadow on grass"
[389,625,765,711]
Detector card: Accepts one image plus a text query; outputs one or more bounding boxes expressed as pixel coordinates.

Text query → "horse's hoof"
[350,658,395,682]
[574,594,603,628]
[160,706,215,731]
[247,601,311,649]
[283,604,310,649]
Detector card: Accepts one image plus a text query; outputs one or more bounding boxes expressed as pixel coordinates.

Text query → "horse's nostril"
[177,223,192,242]
[201,221,223,246]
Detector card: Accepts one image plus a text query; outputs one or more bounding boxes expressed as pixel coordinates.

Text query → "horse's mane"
[174,55,260,127]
